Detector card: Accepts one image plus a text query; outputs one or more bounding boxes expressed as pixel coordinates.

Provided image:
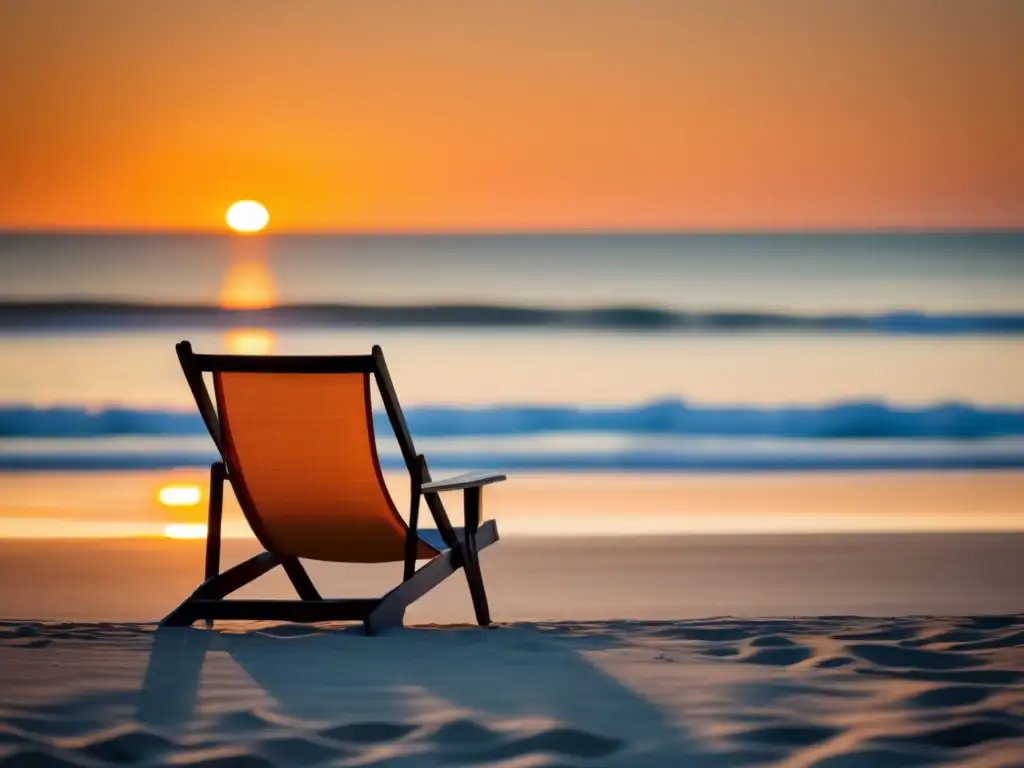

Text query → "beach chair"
[161,342,505,634]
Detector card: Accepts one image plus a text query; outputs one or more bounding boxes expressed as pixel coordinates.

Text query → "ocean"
[0,232,1022,537]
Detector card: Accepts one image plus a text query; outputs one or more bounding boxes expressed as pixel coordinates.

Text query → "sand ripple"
[0,615,1021,766]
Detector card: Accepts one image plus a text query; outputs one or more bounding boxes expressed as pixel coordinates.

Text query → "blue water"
[2,302,1022,335]
[0,232,1022,473]
[4,400,1024,440]
[2,232,1023,312]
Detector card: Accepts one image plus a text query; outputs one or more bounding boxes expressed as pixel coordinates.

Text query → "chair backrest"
[176,342,434,563]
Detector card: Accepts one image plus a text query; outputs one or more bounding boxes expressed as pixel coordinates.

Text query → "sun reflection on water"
[224,328,276,355]
[164,523,209,540]
[157,484,202,507]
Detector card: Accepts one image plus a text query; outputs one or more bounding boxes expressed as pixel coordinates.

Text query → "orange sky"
[1,1,1021,231]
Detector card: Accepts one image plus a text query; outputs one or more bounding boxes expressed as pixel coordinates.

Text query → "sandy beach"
[1,531,1022,766]
[1,613,1022,767]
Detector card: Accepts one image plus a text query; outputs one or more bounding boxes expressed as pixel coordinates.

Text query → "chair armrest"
[421,471,507,493]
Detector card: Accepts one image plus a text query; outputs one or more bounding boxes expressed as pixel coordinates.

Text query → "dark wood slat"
[418,455,461,549]
[371,345,419,470]
[463,519,499,550]
[281,557,322,601]
[189,599,379,622]
[176,342,224,453]
[162,551,285,626]
[194,551,281,600]
[422,472,507,493]
[461,486,491,626]
[365,519,499,635]
[366,548,457,635]
[404,475,422,582]
[204,462,225,582]
[190,352,375,374]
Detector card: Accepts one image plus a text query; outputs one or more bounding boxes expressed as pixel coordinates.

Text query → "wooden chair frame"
[161,342,505,634]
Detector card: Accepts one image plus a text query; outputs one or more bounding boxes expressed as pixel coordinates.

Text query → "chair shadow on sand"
[136,622,714,766]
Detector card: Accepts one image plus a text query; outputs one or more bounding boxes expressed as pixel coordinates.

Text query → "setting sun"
[225,200,269,233]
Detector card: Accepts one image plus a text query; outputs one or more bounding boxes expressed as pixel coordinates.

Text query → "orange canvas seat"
[162,342,505,634]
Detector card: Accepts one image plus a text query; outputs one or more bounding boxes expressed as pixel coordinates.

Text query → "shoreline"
[1,470,1022,540]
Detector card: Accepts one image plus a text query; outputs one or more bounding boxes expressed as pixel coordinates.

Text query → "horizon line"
[1,299,1023,316]
[2,226,1023,238]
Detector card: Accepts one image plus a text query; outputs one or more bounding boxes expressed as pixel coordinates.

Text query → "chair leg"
[164,522,499,632]
[203,462,226,627]
[461,487,491,626]
[162,599,202,628]
[161,551,281,627]
[204,462,225,582]
[365,546,458,635]
[462,537,491,627]
[365,519,499,635]
[281,556,321,601]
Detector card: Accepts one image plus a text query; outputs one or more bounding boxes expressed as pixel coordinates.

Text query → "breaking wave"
[2,400,1023,440]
